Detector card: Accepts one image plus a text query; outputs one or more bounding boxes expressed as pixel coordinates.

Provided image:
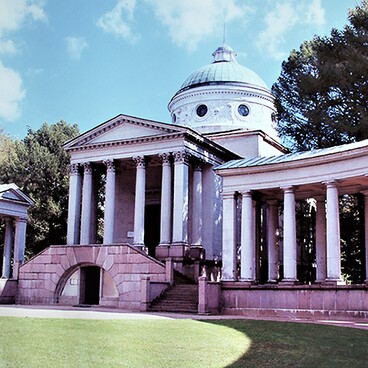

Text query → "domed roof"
[178,44,268,93]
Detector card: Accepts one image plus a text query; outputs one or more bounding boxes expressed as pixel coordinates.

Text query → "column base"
[134,244,147,253]
[239,279,257,285]
[324,278,346,286]
[267,279,278,284]
[280,278,298,285]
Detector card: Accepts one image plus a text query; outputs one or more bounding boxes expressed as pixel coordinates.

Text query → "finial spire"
[223,14,226,45]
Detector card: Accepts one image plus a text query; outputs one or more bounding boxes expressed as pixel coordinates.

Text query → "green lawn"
[0,317,367,368]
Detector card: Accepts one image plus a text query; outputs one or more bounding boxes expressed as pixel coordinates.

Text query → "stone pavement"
[0,304,368,330]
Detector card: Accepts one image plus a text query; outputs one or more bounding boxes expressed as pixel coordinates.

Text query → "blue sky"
[0,0,361,138]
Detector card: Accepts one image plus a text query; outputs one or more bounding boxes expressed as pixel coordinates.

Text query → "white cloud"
[0,61,25,121]
[146,0,254,52]
[0,0,46,34]
[0,39,17,55]
[0,0,47,54]
[97,0,139,43]
[257,0,326,60]
[305,0,325,27]
[66,36,88,60]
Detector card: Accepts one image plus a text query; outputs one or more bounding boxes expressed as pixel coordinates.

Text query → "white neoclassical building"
[10,44,368,318]
[0,184,33,303]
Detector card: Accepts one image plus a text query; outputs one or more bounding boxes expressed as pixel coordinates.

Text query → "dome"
[177,44,268,94]
[168,44,277,138]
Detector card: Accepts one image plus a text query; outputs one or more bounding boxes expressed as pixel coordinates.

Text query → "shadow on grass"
[200,319,368,368]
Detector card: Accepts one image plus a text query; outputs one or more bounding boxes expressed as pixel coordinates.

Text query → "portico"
[63,114,237,276]
[217,140,368,287]
[0,184,33,304]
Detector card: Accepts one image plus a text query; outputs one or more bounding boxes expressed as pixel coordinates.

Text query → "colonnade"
[222,181,368,284]
[1,216,28,279]
[66,150,204,251]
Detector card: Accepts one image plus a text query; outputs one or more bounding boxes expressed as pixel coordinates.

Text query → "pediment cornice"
[64,114,187,151]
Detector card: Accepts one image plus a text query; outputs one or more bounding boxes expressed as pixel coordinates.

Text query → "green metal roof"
[178,44,268,93]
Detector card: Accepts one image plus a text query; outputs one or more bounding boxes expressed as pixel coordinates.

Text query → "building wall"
[18,244,167,311]
[221,284,368,319]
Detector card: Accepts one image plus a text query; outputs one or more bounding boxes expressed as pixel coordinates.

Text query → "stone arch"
[55,262,119,306]
[18,244,167,310]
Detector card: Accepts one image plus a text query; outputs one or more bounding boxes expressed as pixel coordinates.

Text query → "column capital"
[69,163,80,175]
[239,190,252,198]
[173,150,190,164]
[192,158,205,171]
[158,152,171,165]
[15,217,27,224]
[323,180,339,188]
[103,159,115,172]
[82,162,92,174]
[133,156,146,169]
[280,185,295,193]
[222,192,236,200]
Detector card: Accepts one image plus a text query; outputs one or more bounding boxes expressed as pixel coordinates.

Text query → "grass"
[0,317,367,368]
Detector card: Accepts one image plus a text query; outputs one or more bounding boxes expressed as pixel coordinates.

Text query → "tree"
[272,1,368,151]
[272,1,368,283]
[0,121,79,256]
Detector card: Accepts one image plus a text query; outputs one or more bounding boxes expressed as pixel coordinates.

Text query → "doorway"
[144,204,161,257]
[79,266,100,305]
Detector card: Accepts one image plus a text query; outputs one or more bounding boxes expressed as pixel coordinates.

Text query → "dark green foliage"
[0,121,79,256]
[272,1,368,151]
[272,1,368,283]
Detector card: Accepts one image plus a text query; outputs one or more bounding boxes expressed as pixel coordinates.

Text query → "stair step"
[149,281,199,314]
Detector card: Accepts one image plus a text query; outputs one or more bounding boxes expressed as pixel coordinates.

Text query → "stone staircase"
[149,272,198,313]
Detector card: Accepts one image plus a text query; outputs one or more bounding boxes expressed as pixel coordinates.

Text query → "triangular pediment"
[64,114,187,149]
[0,184,34,206]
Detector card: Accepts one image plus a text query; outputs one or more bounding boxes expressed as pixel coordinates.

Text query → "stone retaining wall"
[18,244,167,311]
[221,283,368,319]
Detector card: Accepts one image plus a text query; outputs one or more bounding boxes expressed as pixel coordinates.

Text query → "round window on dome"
[172,113,177,123]
[196,104,208,117]
[238,104,250,117]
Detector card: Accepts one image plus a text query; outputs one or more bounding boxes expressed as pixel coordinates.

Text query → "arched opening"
[58,264,119,307]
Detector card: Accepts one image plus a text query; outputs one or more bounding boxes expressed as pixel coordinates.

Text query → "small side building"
[0,184,33,303]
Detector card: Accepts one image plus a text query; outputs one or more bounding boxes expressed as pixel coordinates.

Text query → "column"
[103,159,116,244]
[282,187,297,282]
[364,191,368,284]
[159,153,172,246]
[267,200,279,282]
[2,218,14,278]
[133,156,146,247]
[12,217,27,279]
[192,161,203,246]
[325,181,343,283]
[66,163,82,245]
[172,150,190,245]
[240,191,256,281]
[80,162,93,245]
[221,192,237,281]
[315,197,327,282]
